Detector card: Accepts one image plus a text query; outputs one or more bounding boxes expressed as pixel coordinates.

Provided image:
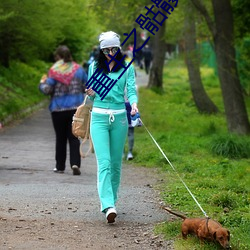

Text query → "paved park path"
[0,70,173,250]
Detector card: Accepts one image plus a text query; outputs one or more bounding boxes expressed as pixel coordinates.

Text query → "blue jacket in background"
[39,67,87,112]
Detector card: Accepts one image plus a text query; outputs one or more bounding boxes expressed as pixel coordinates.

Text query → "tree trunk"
[147,16,167,90]
[184,4,218,114]
[212,0,250,134]
[191,0,250,134]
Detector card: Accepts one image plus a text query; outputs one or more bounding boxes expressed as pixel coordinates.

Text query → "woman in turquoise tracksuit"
[86,31,138,223]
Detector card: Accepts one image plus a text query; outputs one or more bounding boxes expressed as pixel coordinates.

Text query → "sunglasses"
[102,47,119,55]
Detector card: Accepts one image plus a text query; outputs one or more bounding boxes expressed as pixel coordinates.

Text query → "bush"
[210,135,250,159]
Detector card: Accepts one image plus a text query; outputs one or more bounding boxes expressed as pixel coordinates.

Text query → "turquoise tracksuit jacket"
[87,62,138,109]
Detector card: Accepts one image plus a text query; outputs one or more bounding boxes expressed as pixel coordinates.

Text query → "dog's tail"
[162,206,187,220]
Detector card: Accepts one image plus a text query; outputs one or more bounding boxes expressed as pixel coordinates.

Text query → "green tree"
[191,0,250,135]
[232,0,250,95]
[160,0,218,113]
[147,13,167,90]
[0,0,98,67]
[233,0,250,39]
[92,0,147,36]
[184,1,218,114]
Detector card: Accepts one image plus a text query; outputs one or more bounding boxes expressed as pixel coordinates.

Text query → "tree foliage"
[0,0,99,67]
[92,0,147,35]
[232,0,250,39]
[232,0,250,95]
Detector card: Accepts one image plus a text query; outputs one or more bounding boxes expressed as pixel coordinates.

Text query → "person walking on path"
[86,31,139,223]
[124,52,139,161]
[143,44,152,75]
[39,45,87,176]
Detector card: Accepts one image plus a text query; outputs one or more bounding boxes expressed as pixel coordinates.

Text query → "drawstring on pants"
[109,112,115,124]
[91,107,125,125]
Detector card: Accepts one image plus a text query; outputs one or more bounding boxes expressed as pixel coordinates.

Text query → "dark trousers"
[127,127,134,152]
[125,102,134,153]
[51,110,80,171]
[144,59,151,74]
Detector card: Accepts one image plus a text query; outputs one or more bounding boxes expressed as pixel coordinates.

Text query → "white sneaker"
[127,152,133,160]
[53,168,64,173]
[105,207,117,223]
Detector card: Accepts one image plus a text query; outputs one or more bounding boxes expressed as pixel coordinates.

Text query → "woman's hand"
[86,88,96,97]
[131,103,138,116]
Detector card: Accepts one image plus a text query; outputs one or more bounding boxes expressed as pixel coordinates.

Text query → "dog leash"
[139,118,209,218]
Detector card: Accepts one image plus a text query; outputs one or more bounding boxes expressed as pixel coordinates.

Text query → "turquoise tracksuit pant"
[90,111,128,212]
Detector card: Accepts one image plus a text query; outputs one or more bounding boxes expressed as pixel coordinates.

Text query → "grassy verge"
[0,60,50,124]
[129,59,250,250]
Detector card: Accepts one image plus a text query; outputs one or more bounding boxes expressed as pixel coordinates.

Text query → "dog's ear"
[213,231,217,240]
[227,230,230,240]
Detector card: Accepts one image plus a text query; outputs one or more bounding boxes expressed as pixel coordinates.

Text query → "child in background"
[124,51,138,160]
[125,101,135,160]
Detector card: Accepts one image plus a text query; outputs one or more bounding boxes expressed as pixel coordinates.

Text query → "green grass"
[129,58,250,250]
[0,60,50,123]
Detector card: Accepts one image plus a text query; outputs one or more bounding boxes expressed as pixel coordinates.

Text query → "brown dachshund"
[162,207,231,249]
